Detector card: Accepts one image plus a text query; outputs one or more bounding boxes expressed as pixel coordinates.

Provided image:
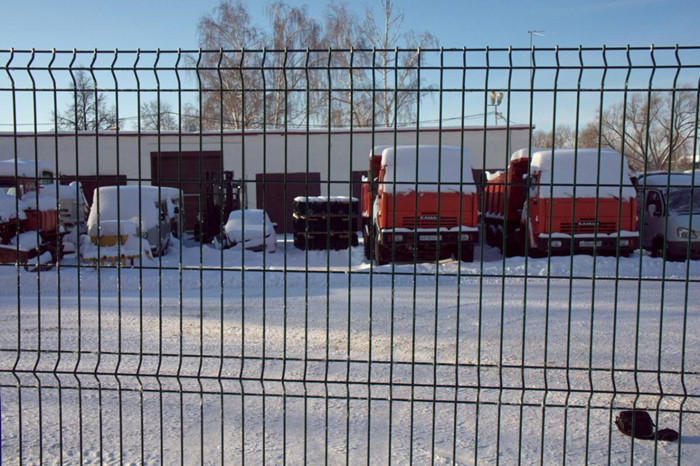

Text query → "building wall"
[0,126,531,208]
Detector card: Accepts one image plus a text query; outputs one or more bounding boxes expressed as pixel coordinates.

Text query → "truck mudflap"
[536,233,639,257]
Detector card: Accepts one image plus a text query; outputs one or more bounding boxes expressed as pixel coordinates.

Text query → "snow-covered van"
[0,158,63,268]
[361,145,479,264]
[636,171,700,260]
[483,148,638,257]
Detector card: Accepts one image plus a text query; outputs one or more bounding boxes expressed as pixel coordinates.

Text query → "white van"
[636,172,700,260]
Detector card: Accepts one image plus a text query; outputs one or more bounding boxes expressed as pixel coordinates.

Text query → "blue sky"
[2,0,700,131]
[4,0,698,50]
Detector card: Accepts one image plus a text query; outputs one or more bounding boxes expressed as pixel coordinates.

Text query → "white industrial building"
[0,125,531,232]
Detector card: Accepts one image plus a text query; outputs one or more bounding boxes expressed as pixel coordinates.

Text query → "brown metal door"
[150,151,222,233]
[255,172,321,234]
[60,175,127,206]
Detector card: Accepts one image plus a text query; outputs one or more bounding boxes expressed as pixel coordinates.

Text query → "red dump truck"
[361,145,479,264]
[483,148,638,257]
[0,159,63,269]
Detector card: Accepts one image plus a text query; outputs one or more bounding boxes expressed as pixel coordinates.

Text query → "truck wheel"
[363,228,371,260]
[374,235,391,265]
[459,244,474,262]
[651,237,664,258]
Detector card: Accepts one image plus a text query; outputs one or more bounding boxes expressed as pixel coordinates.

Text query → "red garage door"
[256,172,321,234]
[150,151,222,232]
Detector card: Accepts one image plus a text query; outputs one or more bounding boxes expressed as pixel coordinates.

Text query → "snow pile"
[512,148,636,199]
[87,186,161,238]
[0,190,25,222]
[0,158,51,178]
[19,192,59,212]
[380,145,476,195]
[79,233,152,262]
[10,231,41,251]
[39,182,87,202]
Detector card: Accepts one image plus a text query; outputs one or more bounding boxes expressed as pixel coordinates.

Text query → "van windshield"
[668,187,700,214]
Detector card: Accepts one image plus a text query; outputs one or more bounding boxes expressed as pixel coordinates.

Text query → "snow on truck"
[361,145,479,264]
[483,148,638,257]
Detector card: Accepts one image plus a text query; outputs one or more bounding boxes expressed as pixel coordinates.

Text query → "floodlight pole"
[528,30,545,82]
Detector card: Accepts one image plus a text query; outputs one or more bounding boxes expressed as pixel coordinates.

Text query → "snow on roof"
[0,158,52,178]
[0,190,26,222]
[380,145,476,195]
[87,186,163,237]
[511,148,636,199]
[38,182,87,203]
[19,193,59,212]
[370,145,391,158]
[637,172,700,188]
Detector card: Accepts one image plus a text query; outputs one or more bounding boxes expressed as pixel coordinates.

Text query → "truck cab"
[483,148,638,257]
[361,145,479,264]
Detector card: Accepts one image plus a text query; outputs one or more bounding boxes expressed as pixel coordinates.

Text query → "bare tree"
[322,1,373,127]
[266,2,324,127]
[323,0,438,127]
[180,103,201,132]
[195,1,265,129]
[57,70,116,131]
[360,0,437,127]
[577,121,602,148]
[599,91,698,171]
[140,100,178,131]
[531,125,575,148]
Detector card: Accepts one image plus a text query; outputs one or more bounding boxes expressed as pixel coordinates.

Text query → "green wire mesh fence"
[0,46,698,464]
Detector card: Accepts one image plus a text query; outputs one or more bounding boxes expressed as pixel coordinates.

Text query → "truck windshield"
[0,178,17,195]
[668,187,700,214]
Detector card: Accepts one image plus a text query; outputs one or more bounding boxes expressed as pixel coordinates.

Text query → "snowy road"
[1,241,698,464]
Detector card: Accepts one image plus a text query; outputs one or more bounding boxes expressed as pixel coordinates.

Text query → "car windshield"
[668,187,700,214]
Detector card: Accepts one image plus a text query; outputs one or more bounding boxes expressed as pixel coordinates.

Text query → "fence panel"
[0,46,699,464]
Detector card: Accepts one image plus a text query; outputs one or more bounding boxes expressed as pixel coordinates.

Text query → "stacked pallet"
[293,196,359,250]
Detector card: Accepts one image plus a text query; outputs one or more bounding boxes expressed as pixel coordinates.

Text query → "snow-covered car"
[87,186,174,257]
[220,209,277,252]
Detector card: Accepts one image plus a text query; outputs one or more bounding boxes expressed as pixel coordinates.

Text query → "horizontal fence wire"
[0,46,699,464]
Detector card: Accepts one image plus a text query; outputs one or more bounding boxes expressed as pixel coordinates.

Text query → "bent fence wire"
[0,46,698,464]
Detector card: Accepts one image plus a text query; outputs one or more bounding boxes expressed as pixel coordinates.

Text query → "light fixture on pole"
[527,30,545,82]
[488,91,503,125]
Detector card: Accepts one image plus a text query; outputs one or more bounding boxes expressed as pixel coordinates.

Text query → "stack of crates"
[293,196,359,250]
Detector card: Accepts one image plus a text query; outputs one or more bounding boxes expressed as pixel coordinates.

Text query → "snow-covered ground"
[1,237,698,464]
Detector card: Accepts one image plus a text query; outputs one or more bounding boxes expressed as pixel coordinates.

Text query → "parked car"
[86,185,174,257]
[636,171,700,260]
[218,209,277,252]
